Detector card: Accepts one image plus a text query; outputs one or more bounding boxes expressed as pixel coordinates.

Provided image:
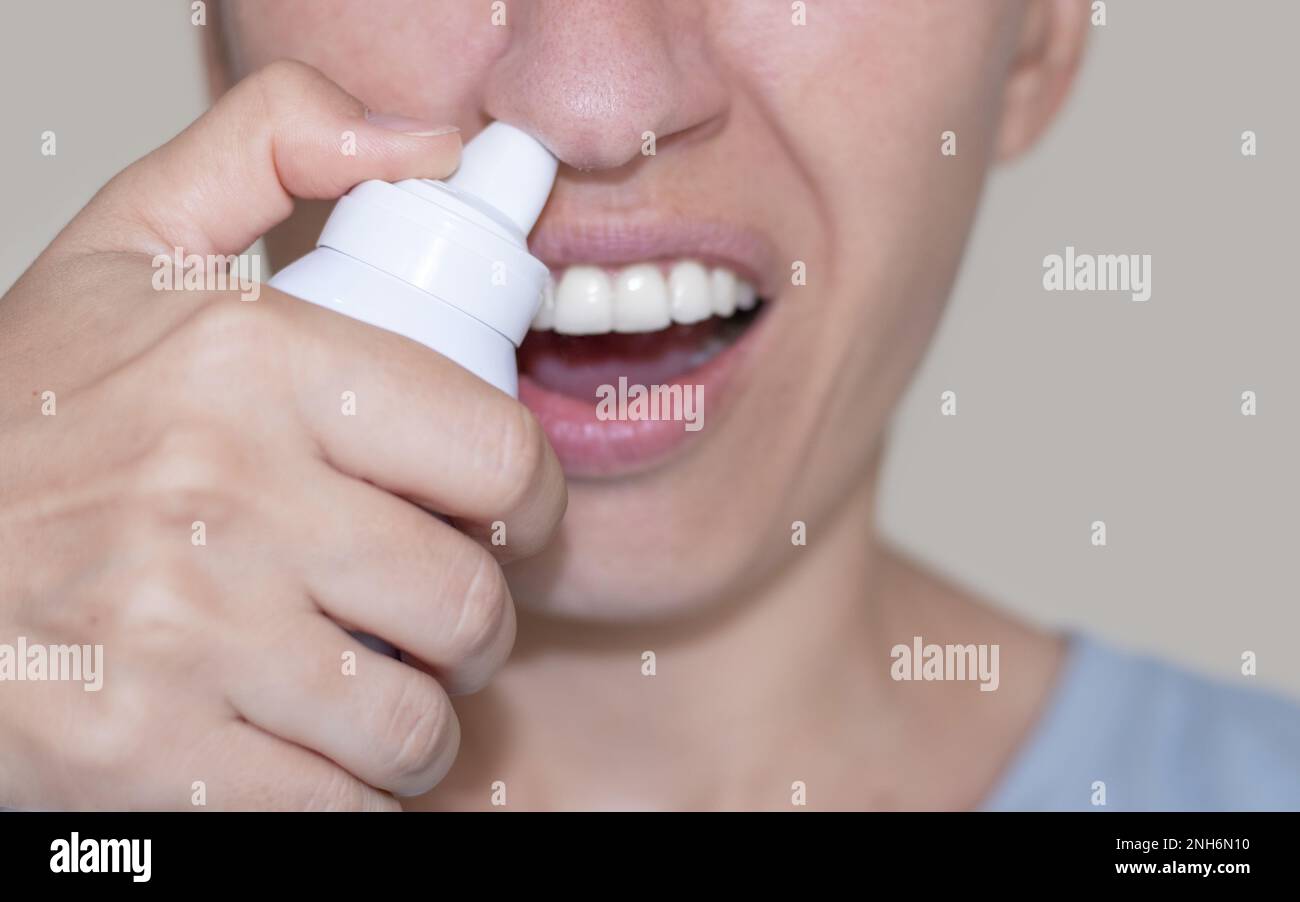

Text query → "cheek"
[226,0,504,120]
[718,1,1012,232]
[726,2,1013,385]
[674,4,1018,571]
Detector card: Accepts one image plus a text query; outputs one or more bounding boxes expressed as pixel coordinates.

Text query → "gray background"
[3,2,1297,695]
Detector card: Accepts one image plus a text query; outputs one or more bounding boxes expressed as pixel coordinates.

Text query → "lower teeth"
[520,302,763,400]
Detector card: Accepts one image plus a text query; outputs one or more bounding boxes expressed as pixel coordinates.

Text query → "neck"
[415,468,1062,811]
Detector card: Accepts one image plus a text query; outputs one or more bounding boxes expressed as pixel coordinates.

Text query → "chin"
[505,483,773,624]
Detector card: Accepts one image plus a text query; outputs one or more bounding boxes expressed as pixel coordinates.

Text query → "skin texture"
[220,0,1085,623]
[0,65,566,809]
[0,0,1090,809]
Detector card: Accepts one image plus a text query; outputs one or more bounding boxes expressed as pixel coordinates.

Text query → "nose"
[481,0,728,171]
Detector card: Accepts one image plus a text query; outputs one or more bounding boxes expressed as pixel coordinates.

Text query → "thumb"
[52,60,461,261]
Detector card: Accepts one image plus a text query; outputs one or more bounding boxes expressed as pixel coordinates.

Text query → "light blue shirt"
[982,634,1300,810]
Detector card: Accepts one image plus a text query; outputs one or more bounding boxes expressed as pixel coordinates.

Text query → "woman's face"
[223,0,1056,620]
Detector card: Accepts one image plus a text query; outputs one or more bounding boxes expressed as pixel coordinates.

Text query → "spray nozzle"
[444,122,557,236]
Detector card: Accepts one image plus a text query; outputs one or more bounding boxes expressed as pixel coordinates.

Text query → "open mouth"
[517,258,768,477]
[523,260,762,396]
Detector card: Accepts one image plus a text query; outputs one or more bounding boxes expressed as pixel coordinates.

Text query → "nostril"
[523,121,659,174]
[480,0,729,174]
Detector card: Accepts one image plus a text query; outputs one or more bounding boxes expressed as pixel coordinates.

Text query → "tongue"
[518,321,727,401]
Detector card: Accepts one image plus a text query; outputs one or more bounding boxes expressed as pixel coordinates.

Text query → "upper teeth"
[532,261,758,335]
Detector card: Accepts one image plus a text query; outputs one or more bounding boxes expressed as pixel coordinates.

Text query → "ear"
[996,0,1093,161]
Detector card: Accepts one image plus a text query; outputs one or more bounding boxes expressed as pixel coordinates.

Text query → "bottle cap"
[312,122,557,349]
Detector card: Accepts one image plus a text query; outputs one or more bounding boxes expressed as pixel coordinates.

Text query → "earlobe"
[995,0,1093,162]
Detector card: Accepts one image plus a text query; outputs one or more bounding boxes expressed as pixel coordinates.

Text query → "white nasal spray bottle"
[268,122,558,397]
[270,124,555,660]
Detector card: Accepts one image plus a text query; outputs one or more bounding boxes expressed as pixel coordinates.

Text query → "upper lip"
[527,216,778,299]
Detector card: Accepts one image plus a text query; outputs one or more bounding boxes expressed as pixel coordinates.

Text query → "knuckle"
[486,403,549,514]
[302,766,370,812]
[446,551,511,665]
[45,553,215,662]
[375,677,451,785]
[68,695,153,782]
[125,553,205,616]
[247,59,329,102]
[130,427,251,531]
[242,59,357,121]
[135,427,248,494]
[176,300,287,382]
[115,556,215,654]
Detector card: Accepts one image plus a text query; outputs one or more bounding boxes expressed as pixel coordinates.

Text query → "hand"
[0,61,566,810]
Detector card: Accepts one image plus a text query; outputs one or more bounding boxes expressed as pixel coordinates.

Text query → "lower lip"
[517,311,767,478]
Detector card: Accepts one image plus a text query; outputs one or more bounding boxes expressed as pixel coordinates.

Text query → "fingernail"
[364,111,459,137]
